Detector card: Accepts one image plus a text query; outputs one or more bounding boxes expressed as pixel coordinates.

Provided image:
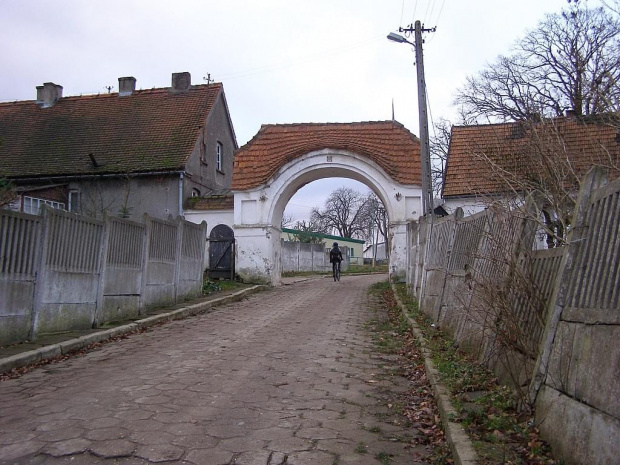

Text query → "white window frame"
[23,196,65,215]
[68,190,80,213]
[216,141,223,172]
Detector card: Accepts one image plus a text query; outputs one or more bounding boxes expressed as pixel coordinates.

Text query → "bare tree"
[362,193,389,259]
[0,178,16,208]
[430,118,451,197]
[310,187,370,239]
[290,220,325,244]
[455,3,620,121]
[280,213,294,229]
[464,116,619,248]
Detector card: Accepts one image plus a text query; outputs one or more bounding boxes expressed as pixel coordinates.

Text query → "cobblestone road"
[0,274,429,464]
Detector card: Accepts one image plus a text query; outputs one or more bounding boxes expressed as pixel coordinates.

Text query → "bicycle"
[332,260,341,281]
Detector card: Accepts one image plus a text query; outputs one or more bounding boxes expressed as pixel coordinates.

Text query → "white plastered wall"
[233,149,422,285]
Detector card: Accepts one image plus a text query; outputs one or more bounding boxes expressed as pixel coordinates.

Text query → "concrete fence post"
[29,205,50,340]
[139,213,152,315]
[174,216,183,304]
[93,212,111,328]
[417,217,429,306]
[28,204,53,340]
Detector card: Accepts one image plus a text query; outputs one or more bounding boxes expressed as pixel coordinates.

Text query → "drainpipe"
[178,172,184,217]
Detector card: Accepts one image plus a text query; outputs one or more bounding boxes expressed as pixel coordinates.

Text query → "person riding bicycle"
[329,242,343,270]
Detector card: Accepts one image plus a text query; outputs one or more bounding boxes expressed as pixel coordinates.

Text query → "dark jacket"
[329,246,343,263]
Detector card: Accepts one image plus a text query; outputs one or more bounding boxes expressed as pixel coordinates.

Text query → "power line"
[214,35,384,82]
[433,0,447,28]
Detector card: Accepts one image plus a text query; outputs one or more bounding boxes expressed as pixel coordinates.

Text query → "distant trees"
[302,186,389,256]
[289,220,325,244]
[310,187,371,239]
[455,3,620,121]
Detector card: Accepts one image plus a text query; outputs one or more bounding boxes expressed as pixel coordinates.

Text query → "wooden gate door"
[208,224,235,279]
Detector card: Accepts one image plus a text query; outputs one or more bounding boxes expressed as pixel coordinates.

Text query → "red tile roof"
[0,84,223,179]
[231,121,421,190]
[186,194,234,211]
[443,116,620,198]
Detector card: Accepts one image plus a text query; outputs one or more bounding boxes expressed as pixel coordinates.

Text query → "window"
[23,196,65,215]
[68,190,80,213]
[216,141,223,172]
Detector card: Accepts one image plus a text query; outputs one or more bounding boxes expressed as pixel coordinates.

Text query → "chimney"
[565,109,576,118]
[171,72,191,93]
[118,76,136,96]
[36,82,63,108]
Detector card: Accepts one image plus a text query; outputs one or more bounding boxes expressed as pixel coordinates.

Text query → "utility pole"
[395,21,435,218]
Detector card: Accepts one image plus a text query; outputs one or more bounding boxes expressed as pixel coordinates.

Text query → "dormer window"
[216,141,223,172]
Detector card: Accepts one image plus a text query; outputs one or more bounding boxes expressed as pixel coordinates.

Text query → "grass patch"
[393,283,558,464]
[354,442,368,454]
[375,451,393,464]
[281,270,330,278]
[347,264,388,274]
[202,277,246,295]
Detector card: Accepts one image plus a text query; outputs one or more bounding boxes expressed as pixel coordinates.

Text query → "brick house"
[0,72,237,220]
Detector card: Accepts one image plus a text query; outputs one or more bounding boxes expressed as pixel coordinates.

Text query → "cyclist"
[329,242,343,280]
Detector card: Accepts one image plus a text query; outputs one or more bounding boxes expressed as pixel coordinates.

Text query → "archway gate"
[231,121,423,285]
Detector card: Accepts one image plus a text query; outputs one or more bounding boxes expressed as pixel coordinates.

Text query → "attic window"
[216,141,223,172]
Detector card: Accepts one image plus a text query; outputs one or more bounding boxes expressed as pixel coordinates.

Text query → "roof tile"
[443,116,620,197]
[231,121,421,190]
[0,84,223,179]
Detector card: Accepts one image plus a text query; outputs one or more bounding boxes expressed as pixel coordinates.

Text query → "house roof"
[443,116,620,198]
[231,121,421,190]
[0,83,225,180]
[186,193,234,211]
[281,227,365,244]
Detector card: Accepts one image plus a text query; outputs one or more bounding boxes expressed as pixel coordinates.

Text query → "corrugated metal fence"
[0,206,207,345]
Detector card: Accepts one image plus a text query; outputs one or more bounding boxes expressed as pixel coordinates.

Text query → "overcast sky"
[0,0,590,223]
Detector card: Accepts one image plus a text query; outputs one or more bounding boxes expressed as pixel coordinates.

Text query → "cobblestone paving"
[0,274,429,464]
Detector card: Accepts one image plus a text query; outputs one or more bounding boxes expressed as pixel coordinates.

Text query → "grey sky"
[0,0,585,222]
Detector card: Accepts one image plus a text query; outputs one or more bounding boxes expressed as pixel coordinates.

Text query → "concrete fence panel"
[32,207,104,336]
[142,215,178,309]
[97,216,146,324]
[178,219,207,299]
[280,241,343,273]
[0,210,41,344]
[533,170,620,464]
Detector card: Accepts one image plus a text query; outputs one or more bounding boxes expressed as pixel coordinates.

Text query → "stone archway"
[231,121,423,285]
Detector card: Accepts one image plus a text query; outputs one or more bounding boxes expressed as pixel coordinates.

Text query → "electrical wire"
[213,35,384,82]
[425,0,436,25]
[433,0,446,28]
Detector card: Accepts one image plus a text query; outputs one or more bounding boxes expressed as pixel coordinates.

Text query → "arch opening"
[233,148,422,286]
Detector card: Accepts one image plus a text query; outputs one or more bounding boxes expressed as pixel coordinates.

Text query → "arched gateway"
[231,121,423,285]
